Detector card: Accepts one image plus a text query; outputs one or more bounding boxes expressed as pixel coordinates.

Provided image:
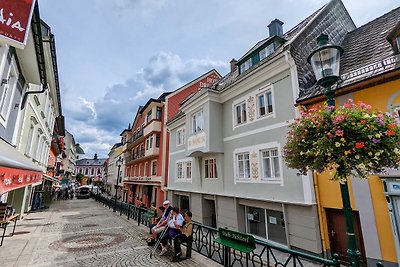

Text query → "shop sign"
[0,0,36,49]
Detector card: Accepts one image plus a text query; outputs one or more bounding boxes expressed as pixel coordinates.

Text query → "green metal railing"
[91,193,383,267]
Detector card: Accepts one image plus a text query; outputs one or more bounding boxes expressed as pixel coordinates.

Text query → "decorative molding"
[251,151,258,179]
[247,96,255,122]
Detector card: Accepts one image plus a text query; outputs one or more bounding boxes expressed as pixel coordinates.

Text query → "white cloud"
[63,52,228,158]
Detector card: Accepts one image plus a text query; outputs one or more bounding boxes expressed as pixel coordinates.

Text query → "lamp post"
[113,157,123,212]
[308,34,360,267]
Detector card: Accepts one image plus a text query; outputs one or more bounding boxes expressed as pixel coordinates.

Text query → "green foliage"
[75,173,84,183]
[283,99,400,181]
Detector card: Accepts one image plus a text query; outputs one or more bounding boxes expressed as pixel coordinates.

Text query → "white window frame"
[240,58,253,73]
[144,162,148,177]
[257,90,274,118]
[234,101,247,126]
[259,43,275,61]
[0,60,18,126]
[192,110,203,133]
[151,160,157,176]
[260,148,281,181]
[236,152,250,180]
[176,159,193,181]
[146,110,152,123]
[25,124,34,156]
[204,158,217,179]
[176,127,185,146]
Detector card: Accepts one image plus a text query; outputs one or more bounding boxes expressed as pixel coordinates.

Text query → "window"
[91,168,94,175]
[235,102,247,125]
[261,148,280,180]
[236,153,250,179]
[146,110,152,123]
[146,136,153,149]
[240,58,253,73]
[186,162,192,179]
[156,107,162,120]
[0,62,17,123]
[192,111,203,133]
[97,168,101,174]
[144,162,148,176]
[156,133,160,147]
[397,36,400,51]
[177,162,184,179]
[25,125,34,156]
[177,127,185,146]
[152,161,157,175]
[177,160,192,180]
[85,169,88,175]
[204,158,217,178]
[138,164,142,176]
[257,91,273,117]
[246,207,266,239]
[259,43,275,61]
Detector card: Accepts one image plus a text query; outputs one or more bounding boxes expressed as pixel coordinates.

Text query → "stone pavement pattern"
[0,199,219,267]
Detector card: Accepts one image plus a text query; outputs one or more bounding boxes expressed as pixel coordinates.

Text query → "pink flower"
[335,130,344,136]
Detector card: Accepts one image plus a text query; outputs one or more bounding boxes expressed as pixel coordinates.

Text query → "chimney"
[94,153,98,160]
[268,19,284,37]
[230,58,238,73]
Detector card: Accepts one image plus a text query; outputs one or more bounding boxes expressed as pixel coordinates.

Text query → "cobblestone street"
[0,199,218,267]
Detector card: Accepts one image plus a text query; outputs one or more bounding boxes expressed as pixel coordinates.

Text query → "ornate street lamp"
[307,34,343,107]
[308,34,360,267]
[113,157,123,212]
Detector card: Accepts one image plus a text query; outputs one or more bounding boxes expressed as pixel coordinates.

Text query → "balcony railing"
[127,129,144,145]
[125,149,145,163]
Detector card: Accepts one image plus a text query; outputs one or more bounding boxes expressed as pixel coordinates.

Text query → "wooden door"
[326,208,367,266]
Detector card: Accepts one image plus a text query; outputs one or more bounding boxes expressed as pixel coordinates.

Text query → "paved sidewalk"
[0,199,219,267]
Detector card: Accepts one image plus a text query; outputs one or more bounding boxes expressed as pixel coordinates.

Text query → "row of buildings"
[102,0,400,266]
[0,1,78,217]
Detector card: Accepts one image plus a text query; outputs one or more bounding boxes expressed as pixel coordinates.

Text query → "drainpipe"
[20,83,47,110]
[20,3,47,110]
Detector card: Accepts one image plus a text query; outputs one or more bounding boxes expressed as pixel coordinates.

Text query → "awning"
[43,174,60,184]
[0,139,43,195]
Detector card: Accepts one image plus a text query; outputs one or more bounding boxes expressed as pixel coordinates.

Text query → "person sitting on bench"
[171,211,193,261]
[159,207,183,256]
[148,200,172,242]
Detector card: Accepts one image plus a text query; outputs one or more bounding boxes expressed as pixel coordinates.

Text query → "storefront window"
[246,206,266,239]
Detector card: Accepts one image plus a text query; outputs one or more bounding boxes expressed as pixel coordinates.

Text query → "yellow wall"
[310,79,400,262]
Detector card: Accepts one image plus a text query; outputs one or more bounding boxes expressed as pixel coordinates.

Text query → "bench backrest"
[0,203,7,221]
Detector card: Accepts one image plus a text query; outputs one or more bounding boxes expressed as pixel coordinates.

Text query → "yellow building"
[297,7,400,267]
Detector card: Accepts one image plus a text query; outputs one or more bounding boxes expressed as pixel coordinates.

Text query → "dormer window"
[259,43,275,61]
[396,36,400,52]
[240,58,253,73]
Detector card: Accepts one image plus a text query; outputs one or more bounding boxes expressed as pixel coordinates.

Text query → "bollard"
[120,202,123,216]
[138,209,141,226]
[127,204,130,220]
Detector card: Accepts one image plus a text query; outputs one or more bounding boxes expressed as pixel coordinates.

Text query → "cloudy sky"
[38,0,399,158]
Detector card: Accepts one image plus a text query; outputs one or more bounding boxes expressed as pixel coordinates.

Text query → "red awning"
[0,139,43,195]
[0,166,42,195]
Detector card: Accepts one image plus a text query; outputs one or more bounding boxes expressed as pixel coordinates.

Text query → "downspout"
[20,2,47,110]
[313,172,329,258]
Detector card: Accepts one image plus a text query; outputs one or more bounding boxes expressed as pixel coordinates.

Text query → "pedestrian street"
[0,199,218,267]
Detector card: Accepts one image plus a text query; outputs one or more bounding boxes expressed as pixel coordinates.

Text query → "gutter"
[21,2,47,110]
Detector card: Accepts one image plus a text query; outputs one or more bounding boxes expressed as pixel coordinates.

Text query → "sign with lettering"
[213,227,256,253]
[0,0,36,49]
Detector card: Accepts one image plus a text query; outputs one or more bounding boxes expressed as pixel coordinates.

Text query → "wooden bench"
[0,203,20,247]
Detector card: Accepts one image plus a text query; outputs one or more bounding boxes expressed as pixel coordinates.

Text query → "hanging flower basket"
[283,99,400,181]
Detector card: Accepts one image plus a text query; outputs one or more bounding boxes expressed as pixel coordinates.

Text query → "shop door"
[326,208,367,266]
[203,199,216,228]
[266,210,287,245]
